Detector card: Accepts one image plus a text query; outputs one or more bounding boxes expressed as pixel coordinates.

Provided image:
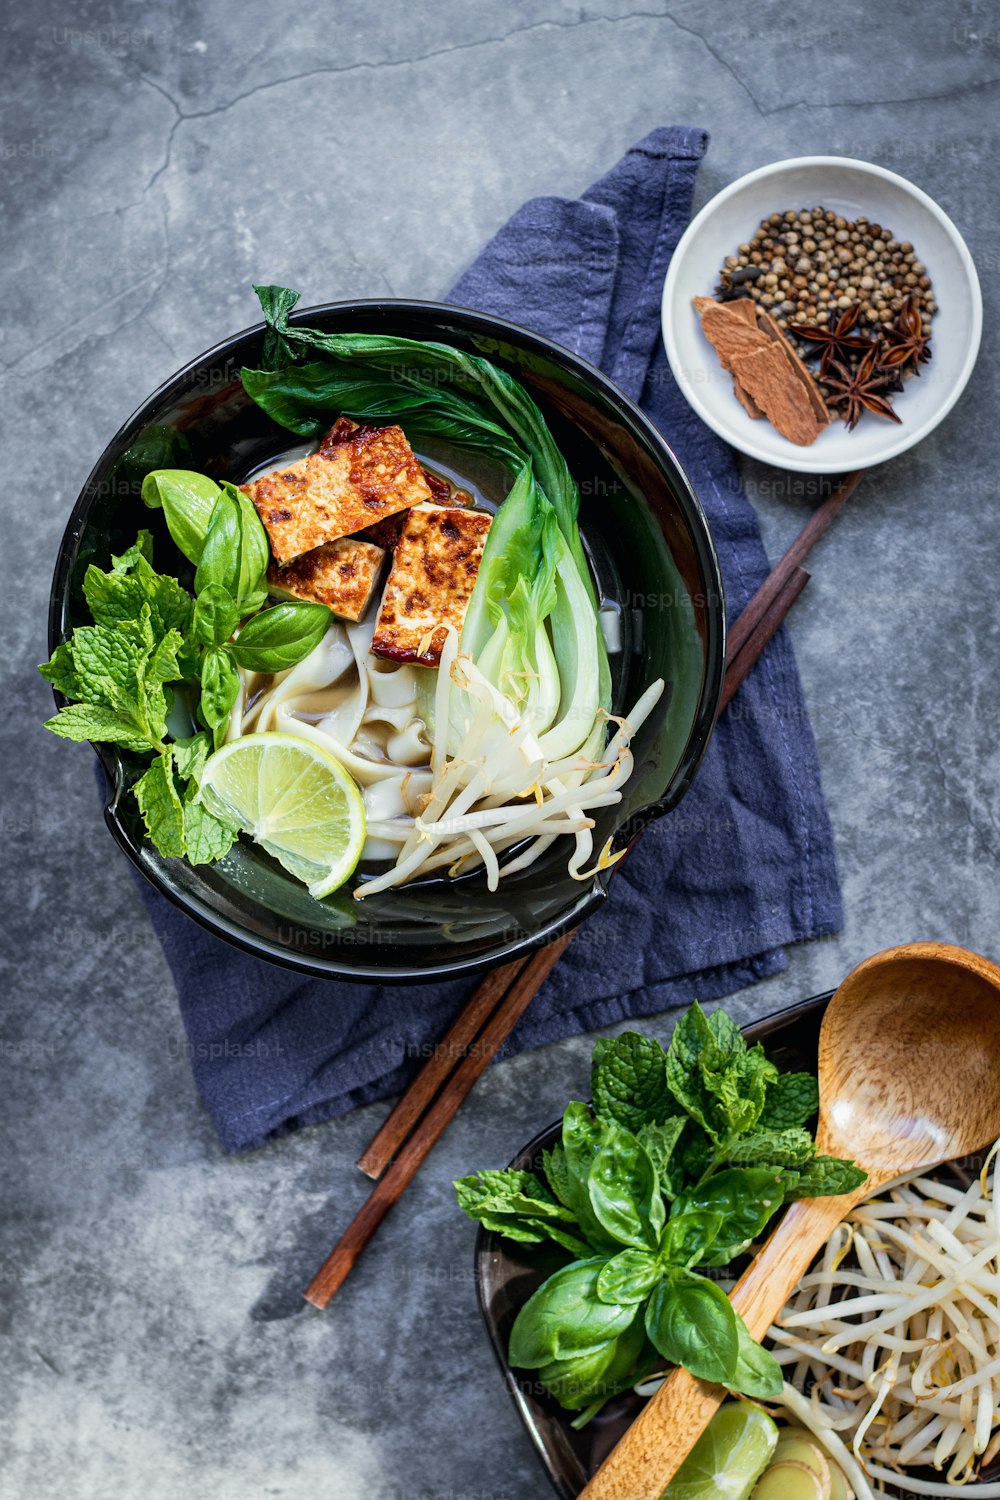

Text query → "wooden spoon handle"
[578,1189,868,1500]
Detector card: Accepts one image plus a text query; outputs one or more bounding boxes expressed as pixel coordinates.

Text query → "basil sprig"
[455,1003,867,1424]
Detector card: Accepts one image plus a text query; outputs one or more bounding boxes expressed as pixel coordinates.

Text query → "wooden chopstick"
[304,930,575,1309]
[720,566,810,711]
[356,953,531,1180]
[306,499,834,1306]
[726,469,864,661]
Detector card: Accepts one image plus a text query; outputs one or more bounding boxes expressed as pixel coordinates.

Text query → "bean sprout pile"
[769,1142,1000,1497]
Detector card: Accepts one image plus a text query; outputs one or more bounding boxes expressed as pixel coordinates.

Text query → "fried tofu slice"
[266,537,385,622]
[371,504,492,667]
[241,422,432,565]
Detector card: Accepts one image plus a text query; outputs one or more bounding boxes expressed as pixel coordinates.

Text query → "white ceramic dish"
[662,156,982,473]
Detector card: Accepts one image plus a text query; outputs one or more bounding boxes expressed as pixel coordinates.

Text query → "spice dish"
[662,157,981,473]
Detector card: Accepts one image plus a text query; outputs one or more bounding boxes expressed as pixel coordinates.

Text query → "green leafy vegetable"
[509,1259,638,1366]
[587,1122,664,1251]
[591,1032,674,1134]
[595,1249,661,1306]
[229,600,331,673]
[192,584,241,649]
[758,1070,820,1131]
[784,1156,868,1201]
[142,469,222,565]
[39,510,294,864]
[455,1002,867,1420]
[199,646,241,750]
[644,1271,741,1387]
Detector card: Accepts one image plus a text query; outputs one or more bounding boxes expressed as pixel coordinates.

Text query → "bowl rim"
[48,297,726,983]
[661,154,983,475]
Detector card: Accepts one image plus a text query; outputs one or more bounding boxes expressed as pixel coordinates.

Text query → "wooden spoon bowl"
[579,942,1000,1500]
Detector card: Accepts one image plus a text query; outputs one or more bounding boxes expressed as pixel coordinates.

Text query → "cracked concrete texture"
[3,2,1000,1496]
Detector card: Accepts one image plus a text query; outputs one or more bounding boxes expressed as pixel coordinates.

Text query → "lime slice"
[661,1403,778,1500]
[199,733,366,898]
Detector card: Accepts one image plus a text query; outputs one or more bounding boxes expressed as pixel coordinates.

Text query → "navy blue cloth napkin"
[137,126,842,1154]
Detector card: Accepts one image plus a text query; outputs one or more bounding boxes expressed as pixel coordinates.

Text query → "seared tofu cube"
[266,537,385,622]
[241,422,432,565]
[370,504,492,667]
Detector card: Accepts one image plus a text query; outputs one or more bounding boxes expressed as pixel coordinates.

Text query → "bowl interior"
[51,302,724,981]
[663,157,981,473]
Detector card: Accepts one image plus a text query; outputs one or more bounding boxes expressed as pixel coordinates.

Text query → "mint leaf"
[192,584,240,648]
[785,1156,867,1201]
[454,1169,593,1257]
[134,751,186,858]
[591,1032,672,1132]
[83,555,192,640]
[43,702,151,753]
[759,1071,819,1131]
[71,621,143,707]
[726,1127,816,1168]
[666,1002,776,1146]
[181,792,238,865]
[39,640,81,697]
[110,529,155,572]
[171,732,211,784]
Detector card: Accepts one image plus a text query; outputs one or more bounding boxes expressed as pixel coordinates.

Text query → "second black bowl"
[48,300,725,981]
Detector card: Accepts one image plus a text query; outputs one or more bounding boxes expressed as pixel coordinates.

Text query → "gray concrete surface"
[3,3,999,1496]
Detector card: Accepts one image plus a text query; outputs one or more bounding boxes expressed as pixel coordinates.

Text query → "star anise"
[788,303,874,377]
[879,295,933,376]
[821,342,903,430]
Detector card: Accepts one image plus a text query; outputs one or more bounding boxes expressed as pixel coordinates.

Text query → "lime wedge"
[661,1403,779,1500]
[199,733,366,898]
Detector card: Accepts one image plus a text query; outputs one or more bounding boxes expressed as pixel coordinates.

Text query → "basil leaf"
[731,1316,783,1399]
[199,646,240,749]
[659,1207,725,1269]
[534,1310,651,1413]
[634,1117,687,1196]
[508,1259,635,1367]
[192,583,240,648]
[229,601,331,673]
[558,1105,630,1254]
[674,1167,791,1267]
[591,1032,673,1133]
[195,492,242,597]
[142,470,222,566]
[644,1271,740,1386]
[588,1122,665,1251]
[224,480,270,610]
[595,1249,661,1306]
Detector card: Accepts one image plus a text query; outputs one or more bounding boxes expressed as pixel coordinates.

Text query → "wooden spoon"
[579,941,1000,1500]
